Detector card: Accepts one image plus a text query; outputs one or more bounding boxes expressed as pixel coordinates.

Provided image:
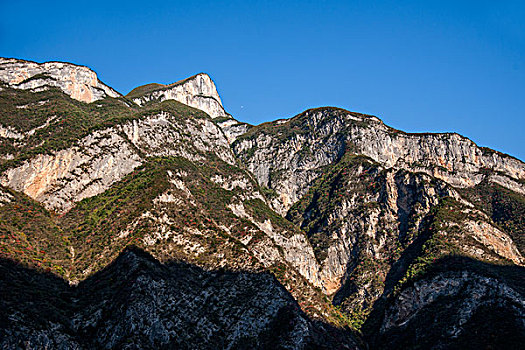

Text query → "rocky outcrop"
[0,115,58,141]
[216,118,251,143]
[0,58,120,103]
[0,247,360,349]
[126,74,254,142]
[0,128,142,212]
[0,186,14,206]
[285,151,524,330]
[286,156,451,298]
[121,111,235,164]
[226,200,322,288]
[462,218,523,264]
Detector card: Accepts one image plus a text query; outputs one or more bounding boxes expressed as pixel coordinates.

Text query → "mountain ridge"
[1,57,522,163]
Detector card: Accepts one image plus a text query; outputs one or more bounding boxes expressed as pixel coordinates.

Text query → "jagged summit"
[0,57,121,103]
[0,58,250,142]
[127,73,214,98]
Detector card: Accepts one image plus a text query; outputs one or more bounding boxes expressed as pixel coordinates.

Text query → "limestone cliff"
[283,152,523,329]
[0,105,236,213]
[0,58,121,103]
[128,73,226,118]
[1,129,142,212]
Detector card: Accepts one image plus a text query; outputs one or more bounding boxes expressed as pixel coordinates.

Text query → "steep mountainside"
[232,107,524,215]
[0,57,524,349]
[232,107,525,345]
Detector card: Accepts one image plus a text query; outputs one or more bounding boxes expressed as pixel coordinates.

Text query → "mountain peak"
[0,57,121,103]
[126,72,229,120]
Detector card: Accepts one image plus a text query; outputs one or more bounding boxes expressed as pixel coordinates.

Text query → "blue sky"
[1,0,524,160]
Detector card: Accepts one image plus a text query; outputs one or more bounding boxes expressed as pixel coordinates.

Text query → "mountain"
[0,57,523,349]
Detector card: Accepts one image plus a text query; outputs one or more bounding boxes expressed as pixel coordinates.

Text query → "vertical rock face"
[287,153,523,318]
[0,58,121,103]
[0,108,238,212]
[233,107,525,335]
[126,73,251,142]
[128,73,228,119]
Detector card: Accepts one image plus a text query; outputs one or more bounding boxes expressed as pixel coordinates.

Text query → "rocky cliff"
[128,74,226,117]
[364,257,525,349]
[232,106,525,338]
[0,57,524,349]
[0,58,120,103]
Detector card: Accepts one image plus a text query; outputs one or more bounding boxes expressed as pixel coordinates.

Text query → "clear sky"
[1,0,524,160]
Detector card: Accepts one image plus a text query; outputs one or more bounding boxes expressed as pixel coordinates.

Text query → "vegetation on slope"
[0,86,135,169]
[460,180,525,254]
[1,77,524,345]
[0,85,347,323]
[0,186,69,276]
[60,156,255,278]
[125,83,165,99]
[286,146,524,333]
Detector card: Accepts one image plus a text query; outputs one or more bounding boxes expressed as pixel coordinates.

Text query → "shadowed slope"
[0,247,360,349]
[363,256,525,350]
